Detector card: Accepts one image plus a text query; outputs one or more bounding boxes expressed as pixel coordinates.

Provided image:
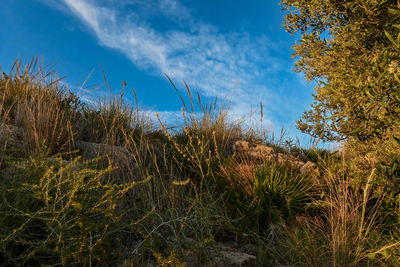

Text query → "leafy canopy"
[281,0,400,142]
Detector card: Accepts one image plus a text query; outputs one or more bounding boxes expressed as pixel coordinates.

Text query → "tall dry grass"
[271,152,400,266]
[0,58,80,155]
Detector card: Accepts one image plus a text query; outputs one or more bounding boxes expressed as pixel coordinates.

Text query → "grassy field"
[1,59,400,266]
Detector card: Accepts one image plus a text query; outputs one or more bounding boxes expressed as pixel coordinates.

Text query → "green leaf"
[397,33,400,47]
[368,253,376,260]
[381,249,389,259]
[389,9,400,16]
[368,179,384,185]
[394,74,400,83]
[394,136,400,144]
[385,31,397,47]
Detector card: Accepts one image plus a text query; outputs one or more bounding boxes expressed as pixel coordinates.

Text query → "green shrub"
[220,156,314,234]
[0,150,142,265]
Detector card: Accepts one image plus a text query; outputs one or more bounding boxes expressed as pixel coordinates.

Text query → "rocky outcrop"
[218,250,256,266]
[75,141,132,161]
[233,141,276,161]
[75,140,140,182]
[0,122,24,149]
[233,140,319,176]
[183,239,257,267]
[300,160,319,175]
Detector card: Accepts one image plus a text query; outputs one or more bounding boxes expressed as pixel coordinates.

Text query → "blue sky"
[0,0,316,144]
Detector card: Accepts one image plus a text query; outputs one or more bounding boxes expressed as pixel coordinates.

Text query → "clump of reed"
[0,59,81,155]
[267,151,400,266]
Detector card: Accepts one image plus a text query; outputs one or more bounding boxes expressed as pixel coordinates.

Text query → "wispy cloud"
[49,0,305,129]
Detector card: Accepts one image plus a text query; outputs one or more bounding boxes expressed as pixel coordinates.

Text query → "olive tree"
[281,0,400,143]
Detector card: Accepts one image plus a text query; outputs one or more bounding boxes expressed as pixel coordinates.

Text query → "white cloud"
[55,0,297,129]
[63,0,116,32]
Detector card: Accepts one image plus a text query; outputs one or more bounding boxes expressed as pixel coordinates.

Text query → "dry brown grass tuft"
[0,58,80,154]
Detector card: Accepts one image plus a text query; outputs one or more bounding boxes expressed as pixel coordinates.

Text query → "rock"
[75,141,131,160]
[0,122,24,149]
[180,238,257,267]
[75,141,140,183]
[233,141,276,161]
[219,250,256,267]
[232,140,320,175]
[233,140,250,152]
[210,241,257,267]
[254,144,274,154]
[300,161,319,175]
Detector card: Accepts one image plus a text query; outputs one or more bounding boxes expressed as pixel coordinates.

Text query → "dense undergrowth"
[1,59,400,266]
